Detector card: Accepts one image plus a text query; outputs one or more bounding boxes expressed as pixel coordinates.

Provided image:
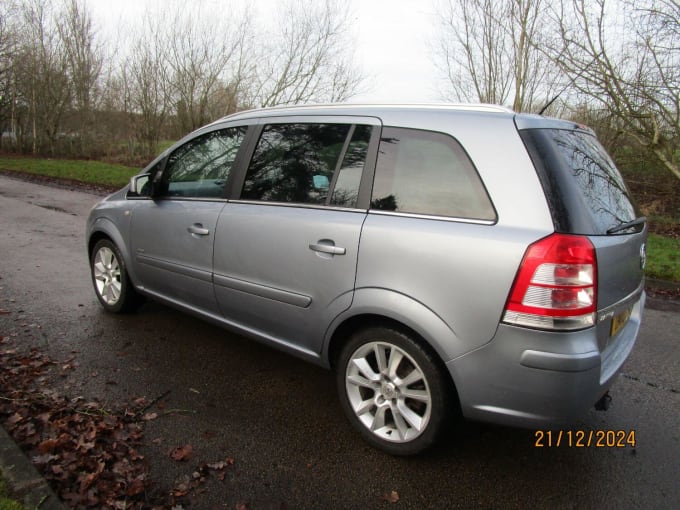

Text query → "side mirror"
[128,174,151,197]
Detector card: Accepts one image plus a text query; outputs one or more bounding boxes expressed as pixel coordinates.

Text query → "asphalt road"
[1,175,679,509]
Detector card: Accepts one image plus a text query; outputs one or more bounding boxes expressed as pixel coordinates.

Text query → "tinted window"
[370,127,495,220]
[553,130,635,232]
[163,127,246,198]
[520,129,636,235]
[242,123,352,205]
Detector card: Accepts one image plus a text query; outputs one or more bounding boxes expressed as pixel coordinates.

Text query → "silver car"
[87,104,646,455]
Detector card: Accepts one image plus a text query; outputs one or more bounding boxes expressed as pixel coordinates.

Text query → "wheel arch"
[87,218,137,284]
[324,288,466,366]
[323,289,465,409]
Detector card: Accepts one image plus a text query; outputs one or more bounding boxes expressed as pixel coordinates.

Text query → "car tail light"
[502,234,597,331]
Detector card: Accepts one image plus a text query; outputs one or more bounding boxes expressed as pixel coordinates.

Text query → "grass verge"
[0,156,137,188]
[646,233,680,282]
[0,474,23,510]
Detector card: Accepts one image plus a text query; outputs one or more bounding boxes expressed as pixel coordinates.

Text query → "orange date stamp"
[534,429,636,448]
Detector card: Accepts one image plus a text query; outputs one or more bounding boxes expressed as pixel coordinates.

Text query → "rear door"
[213,117,380,355]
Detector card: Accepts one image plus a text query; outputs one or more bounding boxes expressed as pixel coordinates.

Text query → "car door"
[213,118,380,355]
[129,126,249,314]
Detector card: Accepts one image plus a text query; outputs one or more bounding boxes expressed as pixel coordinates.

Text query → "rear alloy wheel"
[91,239,139,313]
[337,327,451,455]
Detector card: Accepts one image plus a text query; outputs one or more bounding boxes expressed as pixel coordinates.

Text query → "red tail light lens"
[503,234,597,330]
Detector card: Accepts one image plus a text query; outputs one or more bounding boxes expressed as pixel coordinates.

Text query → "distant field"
[0,156,137,188]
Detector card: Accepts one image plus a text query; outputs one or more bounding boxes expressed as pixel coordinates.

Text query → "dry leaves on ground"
[0,341,158,508]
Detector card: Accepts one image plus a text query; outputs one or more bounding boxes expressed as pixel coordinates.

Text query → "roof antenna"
[538,53,602,116]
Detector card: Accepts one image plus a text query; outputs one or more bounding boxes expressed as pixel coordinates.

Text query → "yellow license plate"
[610,308,632,337]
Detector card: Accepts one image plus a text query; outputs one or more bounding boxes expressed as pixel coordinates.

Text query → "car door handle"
[188,224,210,236]
[309,242,346,255]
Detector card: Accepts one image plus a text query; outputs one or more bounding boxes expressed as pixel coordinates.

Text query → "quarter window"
[370,127,495,220]
[241,123,369,207]
[162,127,247,199]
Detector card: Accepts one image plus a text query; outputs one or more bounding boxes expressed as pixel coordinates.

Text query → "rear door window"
[241,123,371,208]
[370,127,496,220]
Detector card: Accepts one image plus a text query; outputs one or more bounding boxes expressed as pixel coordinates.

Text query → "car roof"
[218,103,511,121]
[213,103,581,132]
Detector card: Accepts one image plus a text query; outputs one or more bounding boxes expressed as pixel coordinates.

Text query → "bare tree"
[121,12,172,161]
[165,5,252,134]
[56,0,103,155]
[0,1,19,149]
[549,0,680,181]
[248,0,364,107]
[14,0,71,154]
[434,0,560,112]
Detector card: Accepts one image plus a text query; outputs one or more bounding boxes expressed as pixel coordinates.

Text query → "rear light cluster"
[503,234,597,331]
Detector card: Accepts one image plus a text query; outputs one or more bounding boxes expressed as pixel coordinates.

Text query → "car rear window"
[520,128,636,235]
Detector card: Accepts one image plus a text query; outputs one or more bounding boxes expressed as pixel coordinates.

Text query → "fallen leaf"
[142,412,158,421]
[133,396,148,406]
[382,490,400,504]
[127,477,146,497]
[32,453,59,464]
[6,412,23,426]
[38,438,58,453]
[206,459,234,470]
[170,444,193,462]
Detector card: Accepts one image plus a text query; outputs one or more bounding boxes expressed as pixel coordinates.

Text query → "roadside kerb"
[0,425,66,510]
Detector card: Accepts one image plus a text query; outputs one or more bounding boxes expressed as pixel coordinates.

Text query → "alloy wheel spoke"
[370,405,387,431]
[347,373,379,390]
[352,357,381,383]
[101,248,112,267]
[397,401,424,431]
[355,398,375,416]
[387,349,403,379]
[400,388,430,403]
[93,261,106,276]
[391,402,411,440]
[397,367,424,388]
[109,280,121,301]
[374,344,388,374]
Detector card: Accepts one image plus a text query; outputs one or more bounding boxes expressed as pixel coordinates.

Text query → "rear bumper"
[446,292,645,428]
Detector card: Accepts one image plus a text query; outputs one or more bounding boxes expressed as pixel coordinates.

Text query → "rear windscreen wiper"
[606,216,646,235]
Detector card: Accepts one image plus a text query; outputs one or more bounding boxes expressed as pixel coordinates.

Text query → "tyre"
[336,326,452,455]
[90,239,140,313]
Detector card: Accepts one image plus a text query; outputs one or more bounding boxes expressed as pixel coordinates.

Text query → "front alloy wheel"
[337,327,451,455]
[93,245,122,306]
[90,239,139,313]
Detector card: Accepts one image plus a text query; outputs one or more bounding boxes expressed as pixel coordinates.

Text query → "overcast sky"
[87,0,443,104]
